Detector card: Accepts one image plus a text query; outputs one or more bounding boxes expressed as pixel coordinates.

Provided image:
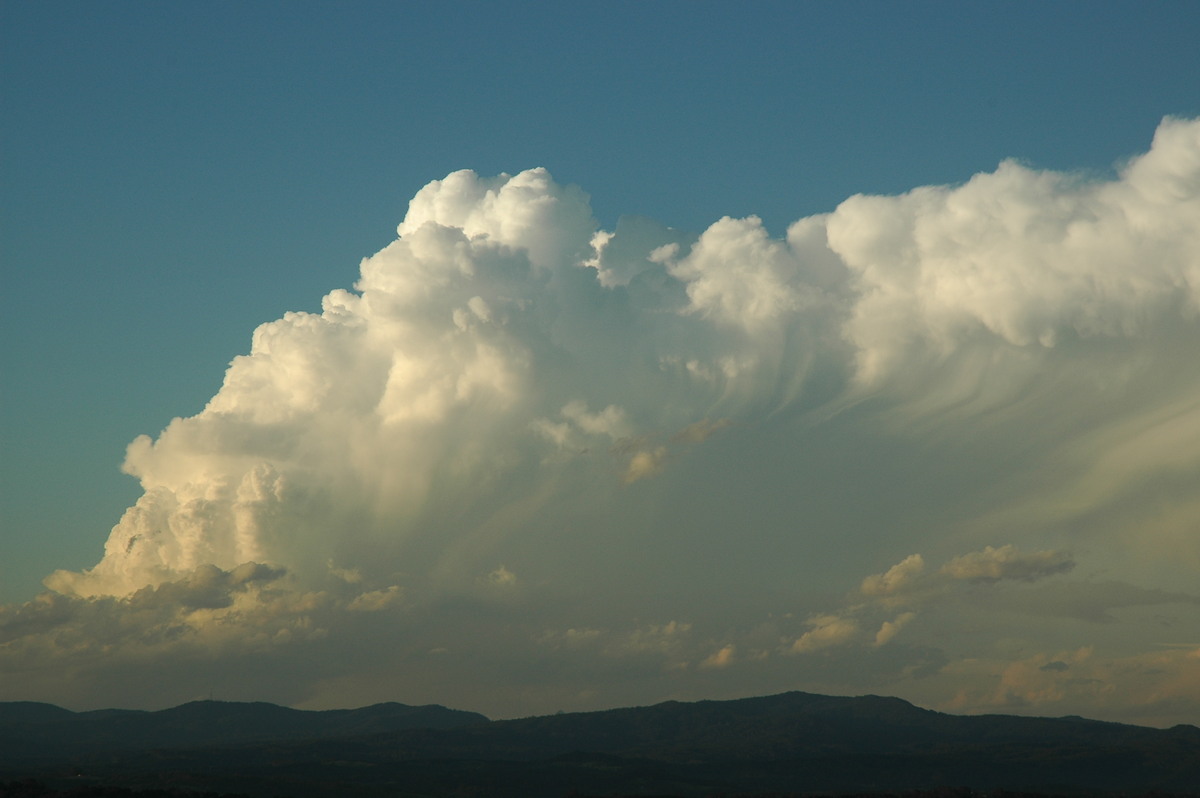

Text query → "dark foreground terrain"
[2,692,1198,797]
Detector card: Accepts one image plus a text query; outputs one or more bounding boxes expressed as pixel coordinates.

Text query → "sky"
[2,1,1200,727]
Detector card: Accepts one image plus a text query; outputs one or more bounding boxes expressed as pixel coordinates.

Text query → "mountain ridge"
[2,691,1197,796]
[0,697,487,763]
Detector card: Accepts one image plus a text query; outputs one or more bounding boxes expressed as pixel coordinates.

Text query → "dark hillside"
[0,700,485,765]
[2,692,1197,797]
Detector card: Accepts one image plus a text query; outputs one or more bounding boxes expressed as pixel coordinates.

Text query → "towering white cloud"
[6,117,1200,724]
[834,117,1200,385]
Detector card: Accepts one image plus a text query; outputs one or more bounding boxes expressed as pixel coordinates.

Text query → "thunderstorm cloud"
[3,118,1200,725]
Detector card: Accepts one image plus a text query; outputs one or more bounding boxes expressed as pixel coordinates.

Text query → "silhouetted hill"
[2,692,1197,797]
[0,702,75,725]
[0,699,486,764]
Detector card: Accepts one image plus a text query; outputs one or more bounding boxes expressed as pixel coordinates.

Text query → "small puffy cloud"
[794,544,1085,657]
[346,585,404,612]
[791,614,859,654]
[561,401,631,440]
[855,546,1074,615]
[622,446,668,484]
[940,544,1074,583]
[700,644,736,670]
[874,612,917,647]
[861,554,925,597]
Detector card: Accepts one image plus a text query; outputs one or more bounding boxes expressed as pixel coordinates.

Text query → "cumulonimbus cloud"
[43,117,1198,603]
[4,117,1199,723]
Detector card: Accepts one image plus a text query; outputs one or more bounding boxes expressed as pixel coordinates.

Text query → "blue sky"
[2,2,1200,723]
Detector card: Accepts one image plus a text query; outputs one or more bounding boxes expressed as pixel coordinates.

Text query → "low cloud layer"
[4,118,1200,726]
